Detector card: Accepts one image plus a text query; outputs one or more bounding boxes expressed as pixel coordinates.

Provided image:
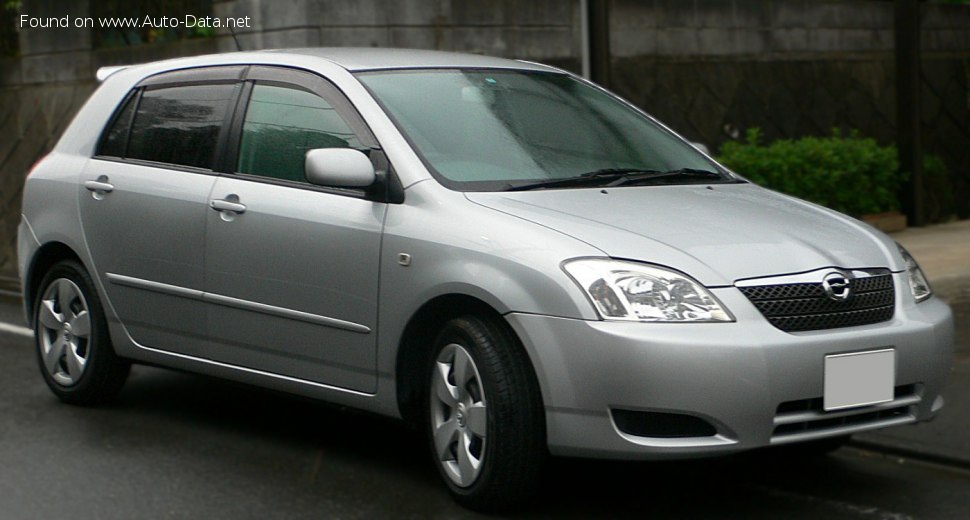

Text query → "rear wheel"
[426,315,545,511]
[34,261,130,404]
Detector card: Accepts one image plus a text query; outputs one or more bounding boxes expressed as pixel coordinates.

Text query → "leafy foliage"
[922,153,957,222]
[717,128,905,216]
[0,0,19,57]
[717,128,956,222]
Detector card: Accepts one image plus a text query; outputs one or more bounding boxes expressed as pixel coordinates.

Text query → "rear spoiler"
[96,65,130,82]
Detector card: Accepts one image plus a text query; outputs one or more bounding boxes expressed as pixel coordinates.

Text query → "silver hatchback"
[18,48,953,510]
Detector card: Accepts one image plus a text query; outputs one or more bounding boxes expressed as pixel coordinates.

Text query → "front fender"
[375,181,602,379]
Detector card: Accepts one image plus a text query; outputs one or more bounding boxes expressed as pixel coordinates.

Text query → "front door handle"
[84,175,114,200]
[84,180,114,192]
[84,175,114,191]
[210,198,247,214]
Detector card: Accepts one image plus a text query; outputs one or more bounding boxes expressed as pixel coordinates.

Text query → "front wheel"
[426,315,545,511]
[33,260,130,404]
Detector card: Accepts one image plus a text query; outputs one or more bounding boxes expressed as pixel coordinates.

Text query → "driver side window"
[237,84,365,183]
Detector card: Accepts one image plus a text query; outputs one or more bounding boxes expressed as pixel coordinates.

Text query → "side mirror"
[305,148,376,188]
[691,142,711,156]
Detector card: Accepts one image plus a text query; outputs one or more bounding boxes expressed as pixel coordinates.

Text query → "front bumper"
[506,275,954,459]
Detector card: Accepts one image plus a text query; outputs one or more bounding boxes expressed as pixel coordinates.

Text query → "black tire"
[33,260,130,405]
[425,315,546,512]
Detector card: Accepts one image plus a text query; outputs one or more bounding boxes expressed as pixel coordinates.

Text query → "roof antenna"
[228,25,243,52]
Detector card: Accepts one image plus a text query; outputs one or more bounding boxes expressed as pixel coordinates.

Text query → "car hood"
[465,183,900,286]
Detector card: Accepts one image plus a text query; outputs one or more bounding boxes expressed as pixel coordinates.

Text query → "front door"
[202,68,384,393]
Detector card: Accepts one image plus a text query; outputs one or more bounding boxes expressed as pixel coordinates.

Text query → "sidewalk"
[892,219,970,303]
[853,219,970,467]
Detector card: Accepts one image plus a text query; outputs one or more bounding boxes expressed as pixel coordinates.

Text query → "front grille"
[739,273,895,332]
[771,384,920,443]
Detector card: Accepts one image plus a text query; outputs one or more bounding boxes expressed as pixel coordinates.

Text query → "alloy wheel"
[37,278,91,386]
[430,343,488,487]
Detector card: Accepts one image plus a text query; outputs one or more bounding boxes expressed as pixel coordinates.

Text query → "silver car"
[17,48,953,510]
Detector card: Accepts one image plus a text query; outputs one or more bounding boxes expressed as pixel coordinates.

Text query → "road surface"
[1,296,968,519]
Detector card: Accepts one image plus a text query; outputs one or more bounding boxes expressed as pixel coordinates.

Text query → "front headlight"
[897,244,932,302]
[562,259,733,322]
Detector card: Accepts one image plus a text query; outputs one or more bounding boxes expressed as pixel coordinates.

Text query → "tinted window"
[99,92,137,157]
[237,84,364,183]
[127,84,236,169]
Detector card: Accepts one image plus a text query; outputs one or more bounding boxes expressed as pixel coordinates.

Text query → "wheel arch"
[24,241,84,325]
[394,293,544,427]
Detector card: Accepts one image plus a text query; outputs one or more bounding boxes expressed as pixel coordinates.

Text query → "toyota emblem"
[821,272,852,301]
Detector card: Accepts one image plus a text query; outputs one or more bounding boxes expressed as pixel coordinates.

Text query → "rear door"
[79,67,243,356]
[202,67,385,392]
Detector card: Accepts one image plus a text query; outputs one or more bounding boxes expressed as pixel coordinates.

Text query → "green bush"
[923,153,957,223]
[717,128,905,216]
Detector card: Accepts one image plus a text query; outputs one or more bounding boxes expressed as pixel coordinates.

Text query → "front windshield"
[358,69,733,191]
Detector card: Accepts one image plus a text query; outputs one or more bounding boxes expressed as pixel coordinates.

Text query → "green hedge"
[922,153,956,223]
[717,129,906,217]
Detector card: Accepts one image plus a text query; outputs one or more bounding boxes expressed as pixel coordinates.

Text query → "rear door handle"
[210,198,247,214]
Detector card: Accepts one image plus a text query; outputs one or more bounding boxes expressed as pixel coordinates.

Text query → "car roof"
[95,48,564,84]
[262,47,558,72]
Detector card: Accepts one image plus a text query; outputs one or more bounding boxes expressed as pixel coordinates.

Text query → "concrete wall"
[606,0,970,224]
[1,0,969,283]
[214,0,578,62]
[613,0,970,58]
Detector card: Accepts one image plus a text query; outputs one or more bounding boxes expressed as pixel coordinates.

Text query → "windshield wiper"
[504,167,724,192]
[605,168,724,187]
[505,168,661,191]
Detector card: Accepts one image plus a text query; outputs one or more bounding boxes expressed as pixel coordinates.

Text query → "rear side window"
[98,93,137,157]
[237,84,364,183]
[126,83,236,170]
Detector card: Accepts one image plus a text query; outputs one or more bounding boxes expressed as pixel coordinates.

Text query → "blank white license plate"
[823,348,895,411]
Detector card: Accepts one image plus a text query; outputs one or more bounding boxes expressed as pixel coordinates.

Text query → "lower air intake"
[611,409,717,438]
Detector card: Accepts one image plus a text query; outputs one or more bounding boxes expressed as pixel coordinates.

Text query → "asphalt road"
[1,295,969,519]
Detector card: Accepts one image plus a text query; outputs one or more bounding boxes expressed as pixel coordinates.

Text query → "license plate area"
[823,348,895,411]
